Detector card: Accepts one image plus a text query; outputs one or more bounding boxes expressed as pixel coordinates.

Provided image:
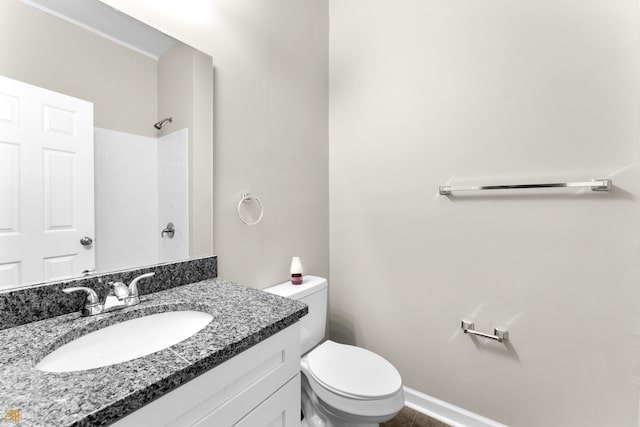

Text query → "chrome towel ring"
[237,193,264,226]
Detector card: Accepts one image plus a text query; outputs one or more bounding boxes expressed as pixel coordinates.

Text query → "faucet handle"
[108,281,129,300]
[127,272,155,297]
[62,287,102,316]
[62,286,99,304]
[124,272,155,306]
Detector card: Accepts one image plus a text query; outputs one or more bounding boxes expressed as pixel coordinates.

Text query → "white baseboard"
[403,386,509,427]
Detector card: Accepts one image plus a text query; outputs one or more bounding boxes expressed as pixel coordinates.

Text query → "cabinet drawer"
[113,324,301,427]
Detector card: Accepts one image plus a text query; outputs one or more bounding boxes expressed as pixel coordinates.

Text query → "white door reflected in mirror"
[0,75,95,289]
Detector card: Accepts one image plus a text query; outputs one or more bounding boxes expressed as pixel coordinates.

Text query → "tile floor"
[382,406,452,427]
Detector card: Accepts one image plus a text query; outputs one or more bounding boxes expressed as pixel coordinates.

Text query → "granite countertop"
[0,278,307,427]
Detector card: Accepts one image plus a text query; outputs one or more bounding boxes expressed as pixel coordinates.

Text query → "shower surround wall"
[329,1,640,427]
[158,129,190,263]
[94,128,189,272]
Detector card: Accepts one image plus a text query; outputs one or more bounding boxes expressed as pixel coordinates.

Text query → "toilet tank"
[264,276,327,354]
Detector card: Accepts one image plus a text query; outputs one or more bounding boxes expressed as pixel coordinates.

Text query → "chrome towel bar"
[439,179,611,196]
[461,320,509,343]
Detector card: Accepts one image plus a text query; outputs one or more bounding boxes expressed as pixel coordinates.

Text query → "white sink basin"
[36,310,213,372]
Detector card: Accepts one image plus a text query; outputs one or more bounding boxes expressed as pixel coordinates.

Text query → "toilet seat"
[305,340,402,400]
[300,340,405,419]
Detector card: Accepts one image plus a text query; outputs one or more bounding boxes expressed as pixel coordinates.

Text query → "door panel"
[0,142,19,234]
[43,254,77,282]
[43,149,75,230]
[0,75,94,287]
[43,104,77,136]
[0,93,19,127]
[0,261,20,290]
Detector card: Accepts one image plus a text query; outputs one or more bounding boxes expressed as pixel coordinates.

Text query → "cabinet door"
[111,324,301,427]
[233,374,300,427]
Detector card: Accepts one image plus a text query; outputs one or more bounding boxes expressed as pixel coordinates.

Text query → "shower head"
[154,117,172,130]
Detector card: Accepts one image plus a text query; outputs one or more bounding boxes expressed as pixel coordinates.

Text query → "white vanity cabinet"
[112,324,301,427]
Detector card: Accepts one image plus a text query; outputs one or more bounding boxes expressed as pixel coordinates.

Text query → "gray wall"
[158,44,214,257]
[102,0,330,288]
[0,0,157,138]
[329,0,640,426]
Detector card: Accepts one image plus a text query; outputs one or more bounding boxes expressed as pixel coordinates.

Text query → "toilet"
[265,276,404,427]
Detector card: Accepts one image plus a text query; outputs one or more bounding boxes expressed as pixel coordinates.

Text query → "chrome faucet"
[62,272,155,316]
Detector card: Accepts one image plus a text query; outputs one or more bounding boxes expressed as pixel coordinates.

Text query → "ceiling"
[21,0,177,59]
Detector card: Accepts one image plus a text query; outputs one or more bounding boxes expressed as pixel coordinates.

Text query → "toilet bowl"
[265,276,404,427]
[301,340,404,427]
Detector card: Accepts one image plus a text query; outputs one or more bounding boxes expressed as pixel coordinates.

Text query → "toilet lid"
[306,341,402,399]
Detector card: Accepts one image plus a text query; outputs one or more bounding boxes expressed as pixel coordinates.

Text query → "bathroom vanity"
[113,323,301,427]
[0,263,307,426]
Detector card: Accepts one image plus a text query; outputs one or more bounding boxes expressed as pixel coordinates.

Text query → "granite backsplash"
[0,256,217,330]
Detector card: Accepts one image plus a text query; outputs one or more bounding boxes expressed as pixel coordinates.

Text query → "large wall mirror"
[0,0,214,290]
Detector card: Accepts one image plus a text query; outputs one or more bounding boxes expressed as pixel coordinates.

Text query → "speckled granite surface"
[0,278,307,427]
[0,256,217,330]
